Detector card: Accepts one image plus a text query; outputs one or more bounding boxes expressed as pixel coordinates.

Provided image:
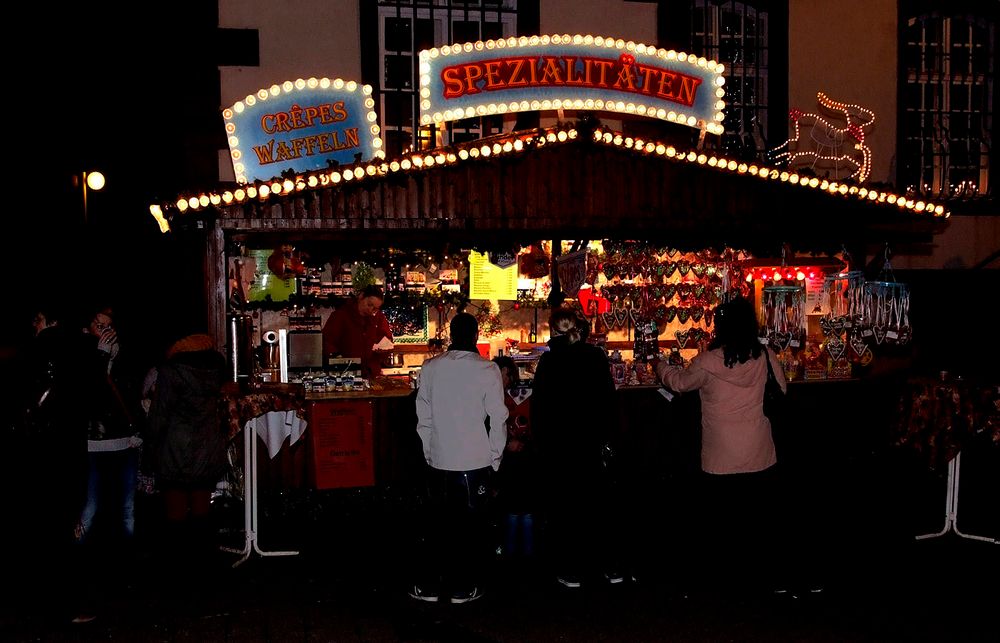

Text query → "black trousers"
[689,465,789,591]
[415,466,494,592]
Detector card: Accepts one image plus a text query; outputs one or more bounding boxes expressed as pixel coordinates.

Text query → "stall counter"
[305,377,420,489]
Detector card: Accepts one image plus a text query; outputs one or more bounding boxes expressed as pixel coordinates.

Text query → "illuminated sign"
[420,34,726,133]
[223,78,384,184]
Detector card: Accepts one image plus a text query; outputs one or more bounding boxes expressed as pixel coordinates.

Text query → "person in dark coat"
[13,304,91,622]
[531,307,621,588]
[144,332,228,561]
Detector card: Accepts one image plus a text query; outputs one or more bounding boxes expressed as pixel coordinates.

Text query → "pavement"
[5,380,998,642]
[5,459,998,643]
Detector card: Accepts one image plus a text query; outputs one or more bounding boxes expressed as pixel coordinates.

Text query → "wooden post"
[205,221,227,352]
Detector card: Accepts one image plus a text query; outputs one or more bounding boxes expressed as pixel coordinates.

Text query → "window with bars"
[688,1,771,161]
[374,1,518,158]
[900,10,994,200]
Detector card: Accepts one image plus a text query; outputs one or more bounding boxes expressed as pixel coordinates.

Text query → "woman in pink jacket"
[653,295,788,595]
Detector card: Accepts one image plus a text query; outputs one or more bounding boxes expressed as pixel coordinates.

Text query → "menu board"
[468,251,517,300]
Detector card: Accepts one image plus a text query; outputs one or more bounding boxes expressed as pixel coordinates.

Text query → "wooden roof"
[173,125,946,252]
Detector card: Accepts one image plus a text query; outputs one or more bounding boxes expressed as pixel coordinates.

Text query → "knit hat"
[166,333,214,359]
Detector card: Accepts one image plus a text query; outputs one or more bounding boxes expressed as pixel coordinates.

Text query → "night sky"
[10,3,223,361]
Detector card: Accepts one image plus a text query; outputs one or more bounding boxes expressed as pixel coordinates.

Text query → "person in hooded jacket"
[144,332,228,563]
[652,295,788,594]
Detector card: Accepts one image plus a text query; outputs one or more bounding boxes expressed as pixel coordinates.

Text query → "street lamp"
[76,170,105,223]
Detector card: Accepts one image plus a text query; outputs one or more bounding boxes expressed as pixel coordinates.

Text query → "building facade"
[215,0,996,268]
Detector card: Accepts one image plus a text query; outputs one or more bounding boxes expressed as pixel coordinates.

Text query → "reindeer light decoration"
[769,92,875,182]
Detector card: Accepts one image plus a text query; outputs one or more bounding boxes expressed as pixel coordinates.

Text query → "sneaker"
[557,576,582,588]
[450,587,483,604]
[604,571,625,585]
[408,585,439,603]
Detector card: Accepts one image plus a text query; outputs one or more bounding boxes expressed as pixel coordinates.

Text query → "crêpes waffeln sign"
[419,34,726,133]
[223,78,384,184]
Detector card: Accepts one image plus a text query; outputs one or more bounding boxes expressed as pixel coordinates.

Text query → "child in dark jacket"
[493,356,537,562]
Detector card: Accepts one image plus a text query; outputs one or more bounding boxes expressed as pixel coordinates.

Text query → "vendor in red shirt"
[322,284,394,377]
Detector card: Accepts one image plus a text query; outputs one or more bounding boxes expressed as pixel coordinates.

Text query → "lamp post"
[77,170,105,224]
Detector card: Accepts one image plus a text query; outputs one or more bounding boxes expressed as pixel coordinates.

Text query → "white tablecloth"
[248,410,308,459]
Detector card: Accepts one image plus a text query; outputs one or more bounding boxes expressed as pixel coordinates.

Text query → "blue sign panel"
[223,78,383,184]
[420,35,726,133]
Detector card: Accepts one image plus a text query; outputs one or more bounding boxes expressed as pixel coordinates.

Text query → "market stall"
[153,36,948,493]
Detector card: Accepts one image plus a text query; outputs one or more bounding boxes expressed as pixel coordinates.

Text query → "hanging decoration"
[762,285,805,352]
[820,269,866,336]
[820,268,870,365]
[864,248,910,348]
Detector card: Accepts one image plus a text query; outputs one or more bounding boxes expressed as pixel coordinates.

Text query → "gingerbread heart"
[666,248,679,258]
[664,306,677,323]
[602,311,617,330]
[675,329,690,348]
[872,325,887,345]
[703,307,715,327]
[897,325,912,346]
[773,331,792,351]
[663,262,677,278]
[819,318,834,336]
[663,285,676,301]
[677,307,690,324]
[629,308,643,325]
[690,306,704,322]
[692,263,706,278]
[614,308,629,328]
[826,336,846,360]
[849,336,867,356]
[677,261,691,277]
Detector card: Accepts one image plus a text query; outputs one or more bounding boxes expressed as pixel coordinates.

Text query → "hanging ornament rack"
[762,285,806,352]
[864,246,911,347]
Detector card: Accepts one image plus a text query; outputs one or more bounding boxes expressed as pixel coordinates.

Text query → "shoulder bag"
[762,352,785,422]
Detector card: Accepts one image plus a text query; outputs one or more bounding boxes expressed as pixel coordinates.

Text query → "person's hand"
[97,328,120,358]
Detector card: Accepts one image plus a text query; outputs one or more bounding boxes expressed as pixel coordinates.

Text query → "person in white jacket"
[411,312,508,605]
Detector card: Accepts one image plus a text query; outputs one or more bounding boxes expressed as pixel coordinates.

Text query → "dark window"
[383,93,414,129]
[688,1,774,161]
[452,20,480,43]
[384,54,413,90]
[384,17,412,51]
[372,1,519,155]
[899,6,994,199]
